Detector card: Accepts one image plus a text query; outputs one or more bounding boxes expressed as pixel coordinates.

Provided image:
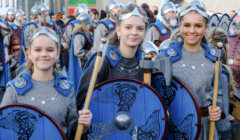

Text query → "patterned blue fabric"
[0,30,9,88]
[163,41,229,80]
[9,71,72,96]
[148,21,169,35]
[96,19,115,30]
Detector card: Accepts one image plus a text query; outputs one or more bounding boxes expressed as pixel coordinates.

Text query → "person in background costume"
[228,9,240,101]
[19,3,57,66]
[68,12,93,95]
[0,27,92,139]
[4,10,26,78]
[92,0,121,52]
[63,3,90,47]
[144,1,178,47]
[4,8,16,26]
[161,3,230,139]
[0,22,11,91]
[30,5,39,22]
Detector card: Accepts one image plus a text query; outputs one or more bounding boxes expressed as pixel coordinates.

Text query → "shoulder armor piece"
[167,48,177,57]
[10,24,18,30]
[72,30,88,40]
[202,43,217,62]
[54,73,72,96]
[106,45,142,67]
[221,66,230,82]
[163,41,182,63]
[49,20,55,26]
[9,71,32,95]
[106,45,122,67]
[70,20,79,27]
[32,20,40,27]
[148,21,169,35]
[97,18,115,30]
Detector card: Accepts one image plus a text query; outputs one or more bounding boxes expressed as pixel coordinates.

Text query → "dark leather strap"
[200,106,209,117]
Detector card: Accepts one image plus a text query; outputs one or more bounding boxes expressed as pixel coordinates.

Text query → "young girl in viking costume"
[207,27,240,139]
[77,3,148,107]
[162,4,230,139]
[0,27,92,139]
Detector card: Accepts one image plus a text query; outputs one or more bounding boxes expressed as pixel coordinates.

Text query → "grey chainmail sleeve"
[143,26,160,43]
[73,33,87,60]
[92,24,108,53]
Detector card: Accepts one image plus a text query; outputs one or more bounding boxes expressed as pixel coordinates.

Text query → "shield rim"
[0,103,67,140]
[152,72,201,140]
[83,78,169,140]
[217,13,231,30]
[228,12,239,33]
[208,13,220,28]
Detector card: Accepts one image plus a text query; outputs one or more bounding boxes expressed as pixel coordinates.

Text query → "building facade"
[0,0,239,21]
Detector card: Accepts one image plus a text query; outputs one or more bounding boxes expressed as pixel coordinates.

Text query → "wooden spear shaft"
[143,55,152,85]
[208,42,223,140]
[74,39,107,140]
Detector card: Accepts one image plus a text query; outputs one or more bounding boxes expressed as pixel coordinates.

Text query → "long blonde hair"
[206,27,235,96]
[17,27,61,77]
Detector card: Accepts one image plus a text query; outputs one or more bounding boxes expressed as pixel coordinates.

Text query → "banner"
[69,0,96,6]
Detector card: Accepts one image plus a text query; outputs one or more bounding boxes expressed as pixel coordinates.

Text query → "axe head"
[99,38,109,72]
[142,41,160,54]
[141,41,172,86]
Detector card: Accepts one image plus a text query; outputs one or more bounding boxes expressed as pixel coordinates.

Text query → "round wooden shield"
[0,104,67,140]
[217,13,231,33]
[152,73,201,140]
[228,12,240,35]
[208,14,220,29]
[86,78,168,140]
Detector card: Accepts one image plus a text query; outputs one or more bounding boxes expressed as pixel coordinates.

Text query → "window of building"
[12,0,15,7]
[6,0,9,7]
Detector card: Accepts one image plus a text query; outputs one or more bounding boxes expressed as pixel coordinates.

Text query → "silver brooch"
[49,22,54,26]
[167,49,177,57]
[14,77,27,88]
[210,48,216,56]
[110,50,118,60]
[109,24,113,28]
[13,26,17,30]
[162,29,167,34]
[59,80,70,90]
[228,59,233,65]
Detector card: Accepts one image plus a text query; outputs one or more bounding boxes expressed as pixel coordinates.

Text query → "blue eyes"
[125,27,145,31]
[183,24,202,28]
[33,49,55,52]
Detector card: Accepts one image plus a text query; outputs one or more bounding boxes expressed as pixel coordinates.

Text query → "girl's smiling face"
[116,15,146,49]
[179,11,208,46]
[28,35,59,72]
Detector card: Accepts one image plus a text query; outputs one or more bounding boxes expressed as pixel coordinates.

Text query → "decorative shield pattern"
[218,13,231,32]
[228,12,240,36]
[152,73,201,140]
[208,14,220,29]
[0,104,66,140]
[228,12,240,87]
[86,78,168,140]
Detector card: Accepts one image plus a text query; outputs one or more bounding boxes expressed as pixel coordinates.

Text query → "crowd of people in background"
[0,0,240,139]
